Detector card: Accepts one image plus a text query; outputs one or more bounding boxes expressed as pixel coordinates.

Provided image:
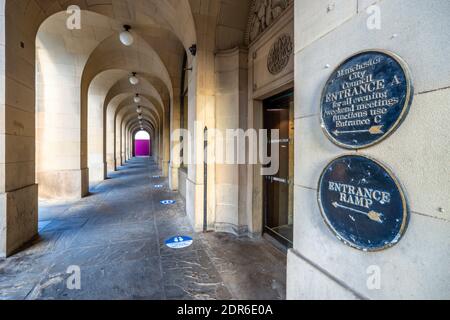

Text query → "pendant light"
[134,94,141,104]
[129,72,139,85]
[120,25,134,46]
[136,106,142,114]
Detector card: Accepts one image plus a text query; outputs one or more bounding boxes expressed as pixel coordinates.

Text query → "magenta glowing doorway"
[135,131,151,157]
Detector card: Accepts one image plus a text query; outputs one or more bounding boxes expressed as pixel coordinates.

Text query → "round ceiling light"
[120,25,134,46]
[134,94,141,104]
[136,106,142,114]
[129,72,139,85]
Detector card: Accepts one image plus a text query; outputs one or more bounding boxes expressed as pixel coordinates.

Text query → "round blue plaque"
[321,50,413,149]
[318,155,409,251]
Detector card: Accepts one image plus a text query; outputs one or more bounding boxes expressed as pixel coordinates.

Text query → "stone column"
[214,48,249,235]
[169,95,181,190]
[0,5,38,257]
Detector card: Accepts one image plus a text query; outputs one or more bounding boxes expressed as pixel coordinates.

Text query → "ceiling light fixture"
[134,94,141,104]
[189,44,197,56]
[136,106,142,114]
[120,25,134,46]
[129,72,139,85]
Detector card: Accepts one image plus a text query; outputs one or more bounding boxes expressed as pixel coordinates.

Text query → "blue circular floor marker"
[154,184,163,189]
[152,175,161,179]
[160,200,176,205]
[165,236,193,249]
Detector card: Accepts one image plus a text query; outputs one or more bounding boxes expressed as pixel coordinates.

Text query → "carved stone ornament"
[267,34,293,75]
[246,0,292,44]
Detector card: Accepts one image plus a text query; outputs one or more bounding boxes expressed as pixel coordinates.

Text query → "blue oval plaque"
[318,155,409,251]
[165,236,193,249]
[321,50,413,149]
[160,200,176,205]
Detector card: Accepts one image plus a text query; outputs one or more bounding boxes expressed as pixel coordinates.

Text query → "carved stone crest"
[267,34,293,75]
[246,0,292,44]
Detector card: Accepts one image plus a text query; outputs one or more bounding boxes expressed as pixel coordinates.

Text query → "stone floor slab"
[0,157,286,300]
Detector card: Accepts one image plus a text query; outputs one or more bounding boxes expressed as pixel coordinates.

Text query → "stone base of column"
[0,184,38,258]
[37,168,89,200]
[106,154,115,173]
[162,161,169,177]
[186,179,205,231]
[107,160,115,173]
[169,164,179,191]
[89,163,105,184]
[103,162,108,179]
[214,222,248,236]
[157,158,162,170]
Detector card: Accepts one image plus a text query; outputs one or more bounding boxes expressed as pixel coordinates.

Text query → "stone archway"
[0,0,197,257]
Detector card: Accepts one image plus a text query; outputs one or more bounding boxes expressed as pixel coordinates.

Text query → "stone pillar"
[88,85,106,184]
[0,4,38,256]
[185,52,217,231]
[213,48,249,235]
[169,95,181,190]
[36,13,89,200]
[115,114,122,168]
[125,129,129,162]
[162,111,170,176]
[185,1,221,231]
[158,126,163,170]
[106,103,116,172]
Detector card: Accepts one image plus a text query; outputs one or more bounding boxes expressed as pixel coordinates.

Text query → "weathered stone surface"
[0,184,38,257]
[0,158,286,300]
[287,249,360,300]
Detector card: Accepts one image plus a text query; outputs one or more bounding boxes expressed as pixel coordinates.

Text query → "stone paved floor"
[0,157,286,300]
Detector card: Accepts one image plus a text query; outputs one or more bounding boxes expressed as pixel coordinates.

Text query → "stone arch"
[126,118,157,160]
[88,70,132,183]
[116,104,159,168]
[112,97,160,168]
[0,2,120,255]
[0,0,198,257]
[102,75,166,175]
[36,10,120,200]
[80,32,175,178]
[131,125,154,158]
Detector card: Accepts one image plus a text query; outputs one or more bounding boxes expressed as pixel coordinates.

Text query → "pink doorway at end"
[135,140,150,156]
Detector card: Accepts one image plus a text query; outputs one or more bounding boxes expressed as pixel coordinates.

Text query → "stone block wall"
[288,0,450,300]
